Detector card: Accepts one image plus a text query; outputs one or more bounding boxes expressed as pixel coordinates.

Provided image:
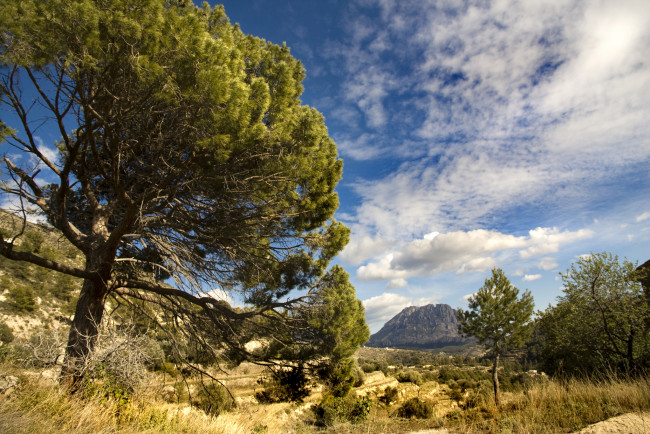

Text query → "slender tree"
[0,0,362,389]
[457,268,534,406]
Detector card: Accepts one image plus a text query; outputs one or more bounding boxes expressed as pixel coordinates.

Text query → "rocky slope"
[366,304,471,349]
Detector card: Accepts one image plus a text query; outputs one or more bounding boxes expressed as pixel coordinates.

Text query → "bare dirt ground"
[577,412,650,433]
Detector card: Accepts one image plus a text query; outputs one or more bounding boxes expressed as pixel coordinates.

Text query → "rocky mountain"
[366,304,471,349]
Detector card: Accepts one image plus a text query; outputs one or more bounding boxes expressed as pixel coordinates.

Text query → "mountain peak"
[366,303,470,349]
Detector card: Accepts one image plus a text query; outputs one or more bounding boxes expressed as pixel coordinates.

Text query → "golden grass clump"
[451,375,650,433]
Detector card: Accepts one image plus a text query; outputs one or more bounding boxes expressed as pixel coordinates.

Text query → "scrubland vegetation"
[1,347,649,433]
[1,1,650,432]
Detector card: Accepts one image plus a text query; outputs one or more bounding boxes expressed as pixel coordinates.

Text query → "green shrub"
[396,397,432,419]
[313,394,372,426]
[8,284,37,312]
[358,358,388,373]
[318,358,355,398]
[0,321,14,345]
[449,388,464,403]
[379,385,398,405]
[22,230,44,253]
[192,380,235,416]
[255,366,310,403]
[396,370,423,386]
[352,365,365,387]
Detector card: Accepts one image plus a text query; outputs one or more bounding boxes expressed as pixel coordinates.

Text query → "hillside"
[366,303,473,350]
[0,210,83,335]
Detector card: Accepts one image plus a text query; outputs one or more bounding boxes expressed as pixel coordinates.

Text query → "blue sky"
[216,0,650,332]
[2,0,648,334]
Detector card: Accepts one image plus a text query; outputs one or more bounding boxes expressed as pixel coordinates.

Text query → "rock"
[161,385,178,403]
[366,304,472,349]
[0,375,19,396]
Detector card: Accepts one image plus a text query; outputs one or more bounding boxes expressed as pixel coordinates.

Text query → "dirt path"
[577,413,650,433]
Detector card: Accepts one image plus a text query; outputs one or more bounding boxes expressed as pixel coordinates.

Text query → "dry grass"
[0,365,307,433]
[447,375,650,433]
[2,363,649,434]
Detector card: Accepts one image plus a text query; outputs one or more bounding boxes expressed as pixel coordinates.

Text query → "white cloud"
[336,133,386,161]
[462,292,475,302]
[385,278,408,289]
[339,233,392,265]
[456,257,497,275]
[357,226,592,282]
[523,274,542,282]
[637,212,650,223]
[37,144,59,166]
[362,292,413,331]
[538,257,559,271]
[332,0,650,252]
[519,227,593,259]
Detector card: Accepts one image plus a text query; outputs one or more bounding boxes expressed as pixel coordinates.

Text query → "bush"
[396,397,432,419]
[318,358,355,397]
[7,285,37,312]
[352,365,365,387]
[396,370,423,386]
[358,358,388,373]
[0,322,14,345]
[379,385,398,405]
[313,394,372,426]
[22,230,44,253]
[255,366,310,403]
[193,380,235,416]
[11,328,66,368]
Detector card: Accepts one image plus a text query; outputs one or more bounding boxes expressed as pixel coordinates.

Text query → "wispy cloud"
[637,212,650,223]
[332,0,650,244]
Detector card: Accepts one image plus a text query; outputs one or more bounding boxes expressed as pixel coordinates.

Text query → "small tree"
[457,268,534,406]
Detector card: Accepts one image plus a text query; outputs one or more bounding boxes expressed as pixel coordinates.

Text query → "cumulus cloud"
[518,227,593,259]
[357,226,592,282]
[339,233,392,265]
[523,274,542,281]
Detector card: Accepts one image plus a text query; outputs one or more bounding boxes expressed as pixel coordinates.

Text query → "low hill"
[366,303,472,350]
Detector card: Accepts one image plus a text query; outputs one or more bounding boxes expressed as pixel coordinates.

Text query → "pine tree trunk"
[60,272,110,390]
[492,353,500,407]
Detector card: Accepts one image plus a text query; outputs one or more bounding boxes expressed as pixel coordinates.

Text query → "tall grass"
[453,375,650,433]
[0,373,298,433]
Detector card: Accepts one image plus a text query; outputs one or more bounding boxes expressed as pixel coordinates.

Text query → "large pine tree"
[0,0,366,389]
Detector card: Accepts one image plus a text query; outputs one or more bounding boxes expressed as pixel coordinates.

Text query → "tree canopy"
[536,252,650,376]
[457,267,534,406]
[0,0,364,390]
